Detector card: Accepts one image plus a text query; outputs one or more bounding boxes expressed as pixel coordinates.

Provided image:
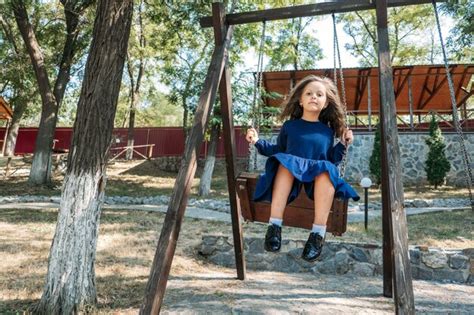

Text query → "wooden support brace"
[140,8,234,313]
[376,0,414,313]
[212,2,246,280]
[200,0,445,27]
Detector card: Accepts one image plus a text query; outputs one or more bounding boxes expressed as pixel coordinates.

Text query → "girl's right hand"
[246,127,259,144]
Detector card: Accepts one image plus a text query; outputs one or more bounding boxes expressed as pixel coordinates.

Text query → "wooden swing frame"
[141,1,446,313]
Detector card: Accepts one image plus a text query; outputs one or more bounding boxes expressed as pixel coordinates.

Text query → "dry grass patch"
[1,206,472,313]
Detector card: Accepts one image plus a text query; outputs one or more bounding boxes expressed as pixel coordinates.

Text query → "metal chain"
[332,13,349,177]
[248,21,266,171]
[333,16,338,88]
[432,1,473,210]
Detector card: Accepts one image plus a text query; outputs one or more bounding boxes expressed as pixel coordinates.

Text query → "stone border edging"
[199,235,473,284]
[0,195,469,213]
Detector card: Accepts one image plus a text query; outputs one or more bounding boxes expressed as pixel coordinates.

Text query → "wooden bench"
[236,172,348,236]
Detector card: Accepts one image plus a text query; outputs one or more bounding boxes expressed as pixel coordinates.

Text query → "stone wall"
[199,235,473,284]
[249,131,474,186]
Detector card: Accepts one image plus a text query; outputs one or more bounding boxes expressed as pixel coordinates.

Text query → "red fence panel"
[0,126,251,158]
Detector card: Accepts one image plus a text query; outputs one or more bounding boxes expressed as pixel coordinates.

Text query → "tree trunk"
[4,100,27,156]
[126,55,136,160]
[199,123,220,197]
[13,0,58,185]
[183,105,189,136]
[35,1,133,313]
[126,104,136,160]
[13,0,91,185]
[126,2,145,160]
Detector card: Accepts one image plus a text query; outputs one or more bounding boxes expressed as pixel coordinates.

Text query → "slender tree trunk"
[35,1,133,313]
[12,0,91,185]
[126,1,145,160]
[183,105,189,136]
[4,100,27,156]
[126,102,136,160]
[126,56,136,160]
[199,123,220,197]
[13,0,57,184]
[53,4,81,105]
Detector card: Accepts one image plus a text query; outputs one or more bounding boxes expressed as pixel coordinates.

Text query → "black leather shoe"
[264,224,281,252]
[302,232,325,262]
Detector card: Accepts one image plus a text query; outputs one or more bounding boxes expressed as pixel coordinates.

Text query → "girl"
[245,75,360,262]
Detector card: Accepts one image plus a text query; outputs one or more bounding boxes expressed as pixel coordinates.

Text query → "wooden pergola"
[141,1,448,314]
[0,96,13,156]
[261,65,474,130]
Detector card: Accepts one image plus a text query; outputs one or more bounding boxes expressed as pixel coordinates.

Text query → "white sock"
[269,217,283,227]
[312,224,326,236]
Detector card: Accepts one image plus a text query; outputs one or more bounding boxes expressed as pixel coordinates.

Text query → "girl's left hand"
[341,128,354,147]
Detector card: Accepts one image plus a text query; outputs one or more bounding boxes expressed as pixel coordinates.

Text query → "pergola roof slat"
[261,64,473,114]
[0,97,13,121]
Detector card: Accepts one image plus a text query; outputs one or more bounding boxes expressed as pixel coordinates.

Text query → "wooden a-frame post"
[139,0,433,312]
[213,3,246,280]
[376,0,415,313]
[140,3,241,313]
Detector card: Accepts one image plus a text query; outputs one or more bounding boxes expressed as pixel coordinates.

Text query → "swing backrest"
[236,172,348,236]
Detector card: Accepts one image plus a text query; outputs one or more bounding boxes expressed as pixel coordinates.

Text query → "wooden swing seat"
[236,172,348,236]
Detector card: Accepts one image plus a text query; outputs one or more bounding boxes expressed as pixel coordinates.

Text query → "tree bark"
[35,1,133,313]
[4,99,27,156]
[13,0,58,184]
[198,123,220,196]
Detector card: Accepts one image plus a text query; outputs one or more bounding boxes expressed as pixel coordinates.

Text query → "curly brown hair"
[279,75,346,138]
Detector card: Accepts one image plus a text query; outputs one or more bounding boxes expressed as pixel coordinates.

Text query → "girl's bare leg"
[270,164,294,220]
[313,172,336,226]
[302,172,335,261]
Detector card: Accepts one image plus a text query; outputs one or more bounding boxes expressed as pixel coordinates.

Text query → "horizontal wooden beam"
[200,0,445,28]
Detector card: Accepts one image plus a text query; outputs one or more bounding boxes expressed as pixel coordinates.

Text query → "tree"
[424,115,451,189]
[369,123,382,186]
[125,0,146,160]
[265,17,323,71]
[35,0,133,313]
[11,0,93,184]
[149,1,262,132]
[339,5,436,66]
[0,7,40,156]
[440,0,473,62]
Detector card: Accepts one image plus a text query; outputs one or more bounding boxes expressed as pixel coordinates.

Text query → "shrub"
[424,115,451,188]
[369,124,381,186]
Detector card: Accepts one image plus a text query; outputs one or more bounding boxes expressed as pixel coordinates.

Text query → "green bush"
[424,115,451,188]
[369,124,381,186]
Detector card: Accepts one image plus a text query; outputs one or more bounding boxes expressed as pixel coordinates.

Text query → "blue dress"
[253,119,360,203]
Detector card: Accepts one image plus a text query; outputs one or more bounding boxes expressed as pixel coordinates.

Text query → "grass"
[0,206,472,313]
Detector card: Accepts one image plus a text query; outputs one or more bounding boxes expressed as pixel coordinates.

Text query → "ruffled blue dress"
[253,119,360,203]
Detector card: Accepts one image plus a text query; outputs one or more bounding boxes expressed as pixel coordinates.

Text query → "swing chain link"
[433,1,473,210]
[249,20,267,171]
[332,13,349,178]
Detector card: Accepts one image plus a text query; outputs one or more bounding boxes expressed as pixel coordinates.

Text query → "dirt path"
[161,264,473,314]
